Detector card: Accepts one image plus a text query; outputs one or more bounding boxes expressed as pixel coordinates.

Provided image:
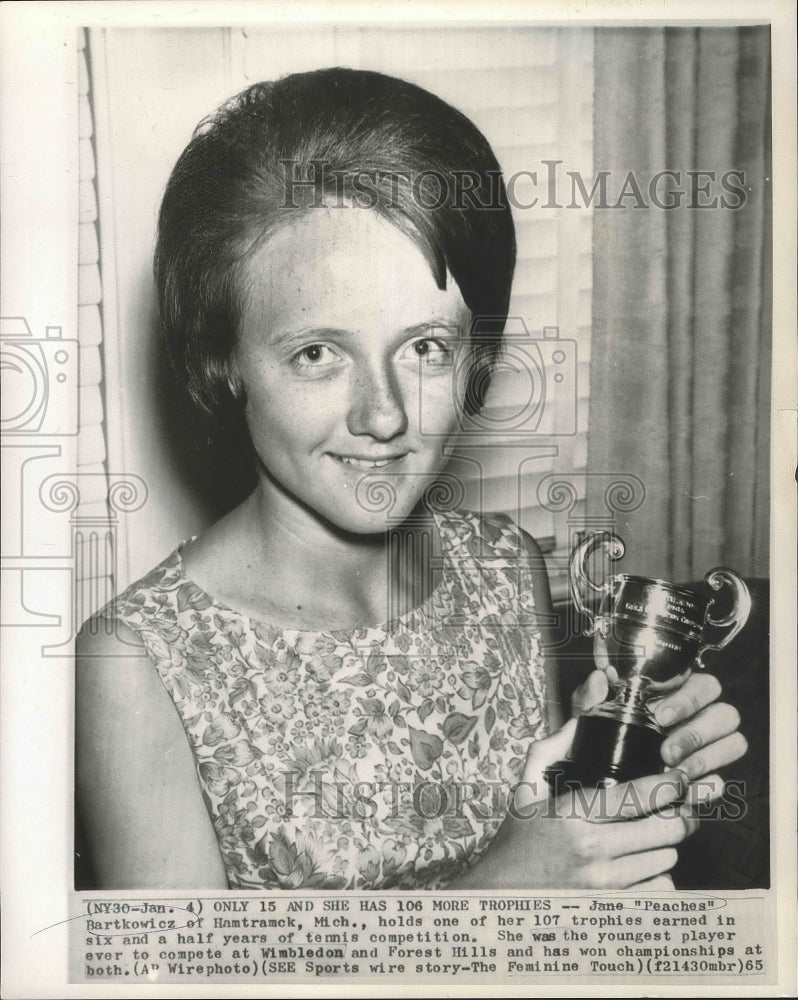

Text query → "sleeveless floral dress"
[101,509,548,889]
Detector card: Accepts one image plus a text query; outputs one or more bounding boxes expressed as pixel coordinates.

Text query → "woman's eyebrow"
[402,319,466,339]
[270,326,351,348]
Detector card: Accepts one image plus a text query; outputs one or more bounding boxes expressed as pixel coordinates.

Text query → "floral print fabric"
[101,509,548,889]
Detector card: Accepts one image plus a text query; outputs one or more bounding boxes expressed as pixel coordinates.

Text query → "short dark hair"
[155,67,516,427]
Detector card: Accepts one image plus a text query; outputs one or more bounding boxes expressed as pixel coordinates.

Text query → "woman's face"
[233,208,471,535]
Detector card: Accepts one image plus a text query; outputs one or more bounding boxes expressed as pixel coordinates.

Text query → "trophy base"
[545,713,664,794]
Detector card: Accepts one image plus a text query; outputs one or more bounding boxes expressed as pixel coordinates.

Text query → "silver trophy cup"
[546,531,751,790]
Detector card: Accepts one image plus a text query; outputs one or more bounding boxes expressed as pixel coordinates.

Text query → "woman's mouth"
[329,453,407,469]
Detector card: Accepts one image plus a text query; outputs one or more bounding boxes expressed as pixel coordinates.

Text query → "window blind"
[76,28,113,623]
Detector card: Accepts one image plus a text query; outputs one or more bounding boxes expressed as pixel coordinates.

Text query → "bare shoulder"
[76,618,182,764]
[76,616,228,889]
[77,617,165,707]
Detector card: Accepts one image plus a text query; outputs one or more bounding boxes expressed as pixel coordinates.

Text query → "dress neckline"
[171,508,470,638]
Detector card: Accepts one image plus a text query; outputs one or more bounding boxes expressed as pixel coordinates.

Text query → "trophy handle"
[569,531,625,636]
[696,568,752,668]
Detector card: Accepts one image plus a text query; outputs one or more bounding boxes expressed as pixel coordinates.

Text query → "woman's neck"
[181,485,439,631]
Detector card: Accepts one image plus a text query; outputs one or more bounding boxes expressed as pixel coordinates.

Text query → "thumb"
[571,669,609,716]
[518,718,578,805]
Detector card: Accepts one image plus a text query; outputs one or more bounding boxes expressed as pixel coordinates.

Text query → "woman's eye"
[403,338,453,367]
[292,344,339,370]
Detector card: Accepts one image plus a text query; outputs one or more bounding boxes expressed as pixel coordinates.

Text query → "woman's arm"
[76,621,228,889]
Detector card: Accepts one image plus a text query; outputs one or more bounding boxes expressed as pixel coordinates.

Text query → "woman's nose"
[346,363,408,440]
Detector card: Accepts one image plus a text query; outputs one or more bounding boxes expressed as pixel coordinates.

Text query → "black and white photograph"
[1,1,795,996]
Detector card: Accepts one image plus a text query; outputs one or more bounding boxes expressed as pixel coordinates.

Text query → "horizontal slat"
[453,481,562,537]
[515,217,558,254]
[482,360,590,407]
[78,180,97,224]
[516,235,559,262]
[74,461,108,480]
[78,383,104,427]
[471,106,558,149]
[72,468,110,505]
[515,205,593,234]
[502,144,592,166]
[364,28,560,70]
[515,249,588,291]
[78,263,101,305]
[464,409,583,441]
[79,223,98,266]
[497,144,584,170]
[74,499,113,521]
[512,257,557,297]
[443,462,588,515]
[245,25,565,70]
[77,423,106,466]
[414,65,560,111]
[445,449,559,484]
[507,292,558,327]
[78,94,93,139]
[517,289,592,334]
[79,137,95,182]
[79,344,102,387]
[78,304,102,346]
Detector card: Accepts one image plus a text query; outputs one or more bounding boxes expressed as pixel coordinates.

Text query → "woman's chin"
[319,504,421,539]
[254,460,440,537]
[311,487,437,539]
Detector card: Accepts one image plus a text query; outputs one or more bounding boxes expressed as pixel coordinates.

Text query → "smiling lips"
[329,453,407,469]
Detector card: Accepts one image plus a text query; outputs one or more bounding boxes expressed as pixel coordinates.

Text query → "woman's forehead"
[239,208,470,336]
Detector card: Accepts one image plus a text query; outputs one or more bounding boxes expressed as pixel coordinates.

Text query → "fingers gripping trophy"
[547,532,752,792]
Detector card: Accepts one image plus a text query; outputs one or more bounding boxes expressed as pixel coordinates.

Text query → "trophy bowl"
[545,532,751,792]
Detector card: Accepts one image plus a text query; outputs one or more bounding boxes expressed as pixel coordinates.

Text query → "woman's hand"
[451,670,747,890]
[451,718,694,889]
[574,669,748,792]
[652,672,748,785]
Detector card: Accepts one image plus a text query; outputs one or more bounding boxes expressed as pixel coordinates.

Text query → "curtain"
[588,27,771,581]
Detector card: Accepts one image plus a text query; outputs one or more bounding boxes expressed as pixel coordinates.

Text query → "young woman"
[76,68,746,891]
